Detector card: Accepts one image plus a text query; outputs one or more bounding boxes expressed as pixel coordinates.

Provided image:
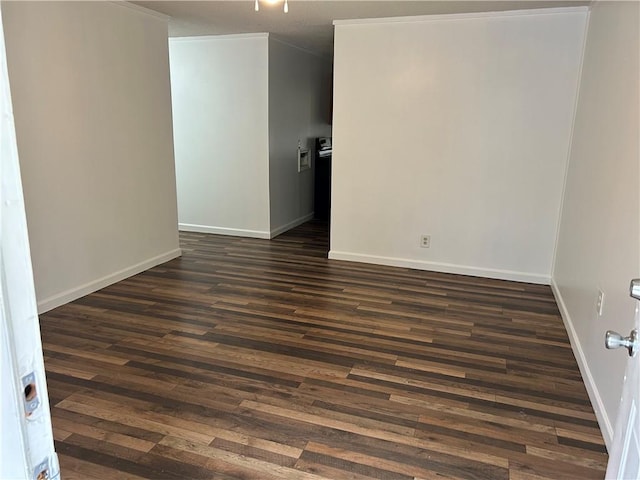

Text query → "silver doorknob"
[605,329,638,357]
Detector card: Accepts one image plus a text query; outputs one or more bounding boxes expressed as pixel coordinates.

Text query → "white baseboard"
[270,212,314,239]
[327,251,550,284]
[179,214,314,240]
[37,248,182,314]
[551,279,613,449]
[179,223,271,239]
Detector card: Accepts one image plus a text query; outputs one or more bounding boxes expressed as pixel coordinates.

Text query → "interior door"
[604,279,640,479]
[0,3,59,478]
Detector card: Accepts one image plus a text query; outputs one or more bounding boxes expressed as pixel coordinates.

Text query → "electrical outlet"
[596,290,604,316]
[420,235,430,248]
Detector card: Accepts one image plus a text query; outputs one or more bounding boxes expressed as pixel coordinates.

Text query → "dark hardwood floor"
[40,220,608,479]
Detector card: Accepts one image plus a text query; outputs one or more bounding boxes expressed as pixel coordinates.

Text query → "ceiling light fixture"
[254,0,288,13]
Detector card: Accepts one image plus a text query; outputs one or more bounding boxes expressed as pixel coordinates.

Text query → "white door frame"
[0,3,59,479]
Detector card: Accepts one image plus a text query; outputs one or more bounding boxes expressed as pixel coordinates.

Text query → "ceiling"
[133,0,591,58]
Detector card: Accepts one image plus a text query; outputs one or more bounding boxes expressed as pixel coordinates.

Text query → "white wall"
[169,34,271,238]
[268,38,331,236]
[3,2,181,313]
[552,1,640,448]
[331,9,588,283]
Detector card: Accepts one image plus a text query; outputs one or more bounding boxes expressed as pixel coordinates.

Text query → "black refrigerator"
[314,137,332,221]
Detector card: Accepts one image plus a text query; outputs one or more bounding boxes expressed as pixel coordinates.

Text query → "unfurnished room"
[0,1,638,479]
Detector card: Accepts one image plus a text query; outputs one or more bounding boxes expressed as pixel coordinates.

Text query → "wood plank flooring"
[40,220,608,479]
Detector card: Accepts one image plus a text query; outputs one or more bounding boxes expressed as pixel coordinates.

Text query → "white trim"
[179,223,271,239]
[270,213,314,239]
[170,33,269,43]
[37,249,182,314]
[112,1,170,21]
[328,251,550,285]
[551,278,613,449]
[333,6,590,27]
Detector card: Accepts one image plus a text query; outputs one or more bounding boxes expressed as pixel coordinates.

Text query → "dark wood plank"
[39,220,607,480]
